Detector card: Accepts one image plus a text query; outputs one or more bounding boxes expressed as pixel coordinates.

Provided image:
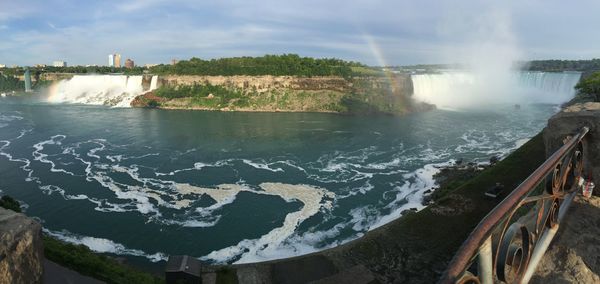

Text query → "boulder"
[0,208,43,284]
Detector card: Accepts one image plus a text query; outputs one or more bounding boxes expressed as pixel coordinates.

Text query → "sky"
[1,0,599,66]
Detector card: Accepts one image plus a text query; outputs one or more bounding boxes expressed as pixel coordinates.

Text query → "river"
[0,97,557,268]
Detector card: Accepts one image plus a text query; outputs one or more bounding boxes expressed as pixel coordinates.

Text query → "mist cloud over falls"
[410,5,580,109]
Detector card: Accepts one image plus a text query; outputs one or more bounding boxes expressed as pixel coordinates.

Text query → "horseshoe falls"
[411,71,581,109]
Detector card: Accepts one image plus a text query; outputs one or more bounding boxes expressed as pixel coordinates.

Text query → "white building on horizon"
[53,61,67,67]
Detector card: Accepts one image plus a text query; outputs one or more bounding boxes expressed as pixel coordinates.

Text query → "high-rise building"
[53,61,67,67]
[125,59,135,69]
[114,54,121,67]
[108,53,122,67]
[171,59,178,65]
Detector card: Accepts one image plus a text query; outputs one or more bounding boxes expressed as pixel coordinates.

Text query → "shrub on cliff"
[0,195,21,212]
[147,99,160,108]
[0,73,24,92]
[575,71,600,101]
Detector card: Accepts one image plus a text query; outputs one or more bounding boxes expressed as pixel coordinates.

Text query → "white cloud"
[1,0,600,66]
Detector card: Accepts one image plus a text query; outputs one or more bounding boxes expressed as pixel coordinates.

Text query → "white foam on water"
[336,180,375,199]
[43,228,167,262]
[370,161,448,230]
[155,160,230,176]
[32,135,79,176]
[241,159,284,172]
[514,138,530,149]
[0,140,36,183]
[202,183,334,263]
[271,160,309,174]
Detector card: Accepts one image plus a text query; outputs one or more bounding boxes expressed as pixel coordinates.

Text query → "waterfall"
[150,75,158,90]
[47,75,146,107]
[411,71,582,109]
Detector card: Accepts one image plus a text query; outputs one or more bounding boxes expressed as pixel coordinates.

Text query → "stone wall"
[0,208,43,284]
[544,102,600,196]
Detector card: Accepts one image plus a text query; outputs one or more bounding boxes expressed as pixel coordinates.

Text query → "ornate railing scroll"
[439,126,589,284]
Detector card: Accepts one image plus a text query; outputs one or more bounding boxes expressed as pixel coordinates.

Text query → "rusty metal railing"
[439,126,589,284]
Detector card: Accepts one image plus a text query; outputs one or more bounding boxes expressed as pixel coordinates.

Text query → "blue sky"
[1,0,599,66]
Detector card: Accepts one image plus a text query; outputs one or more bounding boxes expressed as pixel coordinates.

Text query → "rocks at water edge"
[0,207,43,284]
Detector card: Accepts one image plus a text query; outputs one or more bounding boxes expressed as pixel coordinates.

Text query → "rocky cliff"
[158,75,352,93]
[0,208,43,284]
[134,74,427,115]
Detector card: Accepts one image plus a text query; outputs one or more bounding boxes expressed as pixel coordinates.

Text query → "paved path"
[43,258,105,284]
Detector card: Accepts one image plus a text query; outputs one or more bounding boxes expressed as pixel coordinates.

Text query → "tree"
[575,71,600,101]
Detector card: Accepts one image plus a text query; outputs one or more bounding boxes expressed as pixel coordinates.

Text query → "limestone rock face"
[531,196,600,283]
[0,208,43,284]
[544,108,600,196]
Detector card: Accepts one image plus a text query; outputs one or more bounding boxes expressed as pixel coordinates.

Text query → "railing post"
[478,236,493,284]
[520,225,558,283]
[521,189,578,283]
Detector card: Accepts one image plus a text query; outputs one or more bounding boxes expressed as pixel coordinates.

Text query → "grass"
[43,236,163,284]
[350,66,385,77]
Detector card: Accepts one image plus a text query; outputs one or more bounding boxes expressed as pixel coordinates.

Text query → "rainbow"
[363,33,409,111]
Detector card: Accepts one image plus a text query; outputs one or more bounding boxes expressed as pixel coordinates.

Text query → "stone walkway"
[532,195,600,283]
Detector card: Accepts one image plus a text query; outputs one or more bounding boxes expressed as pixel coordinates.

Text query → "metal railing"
[439,126,589,284]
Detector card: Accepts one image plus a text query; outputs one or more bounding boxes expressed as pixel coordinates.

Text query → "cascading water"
[411,71,582,109]
[150,75,158,90]
[48,75,150,107]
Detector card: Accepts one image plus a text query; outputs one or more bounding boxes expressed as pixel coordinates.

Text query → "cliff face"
[140,74,425,115]
[158,75,352,93]
[0,208,43,284]
[17,73,74,82]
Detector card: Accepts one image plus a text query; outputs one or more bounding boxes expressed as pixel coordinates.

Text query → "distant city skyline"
[1,1,600,67]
